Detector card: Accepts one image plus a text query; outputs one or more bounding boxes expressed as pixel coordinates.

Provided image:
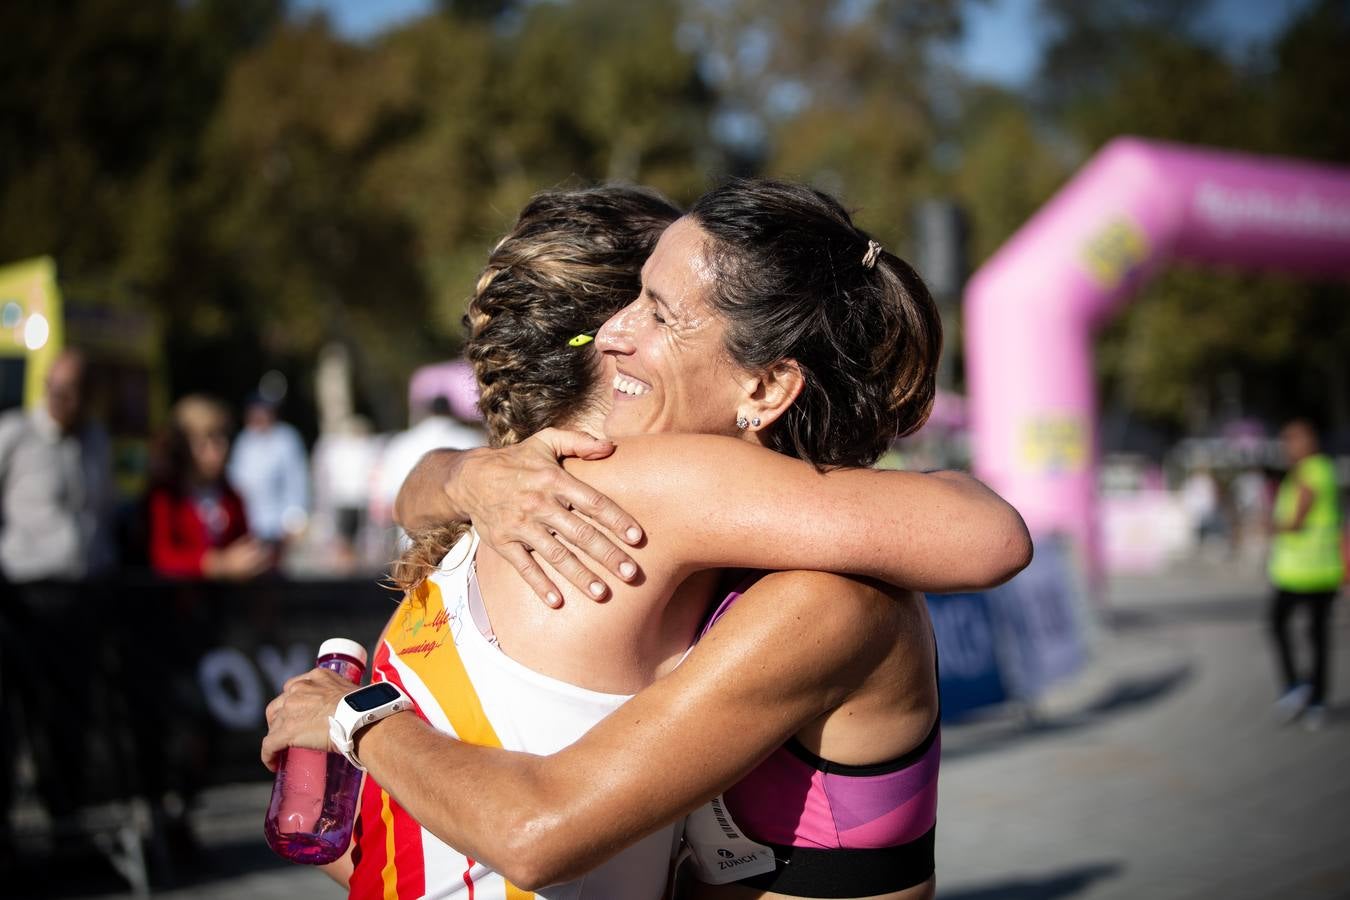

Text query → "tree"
[1028,0,1350,436]
[686,0,965,250]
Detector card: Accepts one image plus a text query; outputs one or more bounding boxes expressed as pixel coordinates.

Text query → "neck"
[561,406,608,439]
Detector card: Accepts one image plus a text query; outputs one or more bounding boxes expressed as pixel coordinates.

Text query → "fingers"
[265,693,284,727]
[501,543,564,608]
[534,428,616,461]
[533,529,610,601]
[554,475,644,548]
[261,734,282,773]
[546,510,639,585]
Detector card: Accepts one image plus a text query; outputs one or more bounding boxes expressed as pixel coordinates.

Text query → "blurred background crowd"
[1,0,1348,897]
[2,0,1346,584]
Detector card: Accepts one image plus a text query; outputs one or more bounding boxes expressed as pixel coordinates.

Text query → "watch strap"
[329,683,412,771]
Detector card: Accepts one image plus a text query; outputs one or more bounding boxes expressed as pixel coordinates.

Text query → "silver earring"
[736,415,749,430]
[751,417,761,428]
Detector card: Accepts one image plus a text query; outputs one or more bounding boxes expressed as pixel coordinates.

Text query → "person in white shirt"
[370,395,485,527]
[0,348,115,582]
[227,394,310,559]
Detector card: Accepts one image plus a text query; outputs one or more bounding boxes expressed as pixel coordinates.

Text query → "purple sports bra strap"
[698,572,765,641]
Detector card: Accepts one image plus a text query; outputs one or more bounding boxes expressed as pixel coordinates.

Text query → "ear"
[738,359,804,432]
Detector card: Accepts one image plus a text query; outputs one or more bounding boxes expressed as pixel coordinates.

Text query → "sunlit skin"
[596,217,761,442]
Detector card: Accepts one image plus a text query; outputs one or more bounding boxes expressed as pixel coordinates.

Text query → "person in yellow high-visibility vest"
[1268,418,1344,730]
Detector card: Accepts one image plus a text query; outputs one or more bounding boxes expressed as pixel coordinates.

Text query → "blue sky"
[291,0,1316,87]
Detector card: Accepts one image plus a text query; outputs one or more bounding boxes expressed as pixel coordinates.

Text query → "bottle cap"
[318,637,368,667]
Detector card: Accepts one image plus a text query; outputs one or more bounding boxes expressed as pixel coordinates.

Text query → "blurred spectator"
[1181,467,1222,547]
[227,393,309,557]
[312,415,381,574]
[0,348,115,830]
[1232,467,1272,560]
[148,395,270,580]
[371,395,484,526]
[1268,419,1344,731]
[0,348,116,582]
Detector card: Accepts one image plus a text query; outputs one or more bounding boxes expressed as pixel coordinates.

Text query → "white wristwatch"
[328,682,412,771]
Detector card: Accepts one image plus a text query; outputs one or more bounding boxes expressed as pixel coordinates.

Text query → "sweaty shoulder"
[735,571,897,667]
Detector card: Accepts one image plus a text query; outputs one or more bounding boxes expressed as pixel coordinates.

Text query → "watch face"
[345,682,403,712]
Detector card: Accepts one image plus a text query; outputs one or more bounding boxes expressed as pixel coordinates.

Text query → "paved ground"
[936,561,1350,900]
[13,562,1350,899]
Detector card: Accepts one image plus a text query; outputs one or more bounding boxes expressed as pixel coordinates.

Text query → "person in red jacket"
[148,394,271,580]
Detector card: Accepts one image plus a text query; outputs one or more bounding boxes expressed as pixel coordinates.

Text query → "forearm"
[797,468,1032,590]
[394,448,474,530]
[320,841,354,888]
[353,712,570,889]
[265,576,877,889]
[572,436,1032,593]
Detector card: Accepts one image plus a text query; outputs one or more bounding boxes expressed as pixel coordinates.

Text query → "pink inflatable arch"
[963,137,1350,578]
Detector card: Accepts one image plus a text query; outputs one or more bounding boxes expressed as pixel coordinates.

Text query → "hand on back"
[450,428,645,607]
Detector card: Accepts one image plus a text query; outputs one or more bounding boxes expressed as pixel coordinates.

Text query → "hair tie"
[862,239,883,270]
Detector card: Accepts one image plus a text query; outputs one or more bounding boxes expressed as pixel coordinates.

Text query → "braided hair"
[391,185,680,594]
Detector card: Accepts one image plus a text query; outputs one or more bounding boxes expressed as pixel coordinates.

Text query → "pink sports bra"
[699,577,940,897]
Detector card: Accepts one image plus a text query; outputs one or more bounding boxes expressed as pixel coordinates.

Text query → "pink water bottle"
[264,637,367,864]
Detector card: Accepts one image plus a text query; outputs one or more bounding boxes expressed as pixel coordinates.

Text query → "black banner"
[0,575,397,814]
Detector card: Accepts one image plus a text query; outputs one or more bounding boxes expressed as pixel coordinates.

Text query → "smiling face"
[594,217,748,439]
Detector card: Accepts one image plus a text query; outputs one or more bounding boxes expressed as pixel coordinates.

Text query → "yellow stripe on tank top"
[391,579,535,899]
[380,788,399,900]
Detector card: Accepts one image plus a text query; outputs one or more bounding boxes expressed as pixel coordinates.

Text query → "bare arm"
[393,447,462,530]
[319,841,354,889]
[264,572,891,890]
[570,434,1032,594]
[397,431,1031,599]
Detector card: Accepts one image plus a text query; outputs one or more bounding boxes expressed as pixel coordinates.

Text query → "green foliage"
[950,88,1069,264]
[1,0,1344,437]
[991,0,1350,434]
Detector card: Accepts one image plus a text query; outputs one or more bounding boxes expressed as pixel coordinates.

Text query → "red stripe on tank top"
[373,648,429,898]
[463,857,476,897]
[348,777,388,899]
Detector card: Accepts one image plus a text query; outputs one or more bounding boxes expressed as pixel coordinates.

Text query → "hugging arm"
[397,431,1031,599]
[269,572,891,890]
[569,434,1031,594]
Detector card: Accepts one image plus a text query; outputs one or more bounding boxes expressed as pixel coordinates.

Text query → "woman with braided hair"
[266,180,1031,900]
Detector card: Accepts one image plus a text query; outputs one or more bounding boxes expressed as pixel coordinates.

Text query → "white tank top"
[349,530,680,900]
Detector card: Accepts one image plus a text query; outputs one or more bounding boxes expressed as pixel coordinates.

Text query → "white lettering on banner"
[930,599,996,680]
[257,642,313,693]
[198,644,314,730]
[1194,181,1350,239]
[199,648,265,730]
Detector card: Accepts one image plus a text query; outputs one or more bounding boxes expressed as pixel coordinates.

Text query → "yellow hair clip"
[568,333,595,347]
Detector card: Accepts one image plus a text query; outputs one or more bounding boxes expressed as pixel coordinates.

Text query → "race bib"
[683,794,777,884]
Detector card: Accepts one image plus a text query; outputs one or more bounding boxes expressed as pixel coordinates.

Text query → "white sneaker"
[1303,705,1327,732]
[1275,684,1312,724]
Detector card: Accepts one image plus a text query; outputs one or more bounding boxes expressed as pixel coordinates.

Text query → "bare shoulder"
[738,570,898,648]
[746,569,891,601]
